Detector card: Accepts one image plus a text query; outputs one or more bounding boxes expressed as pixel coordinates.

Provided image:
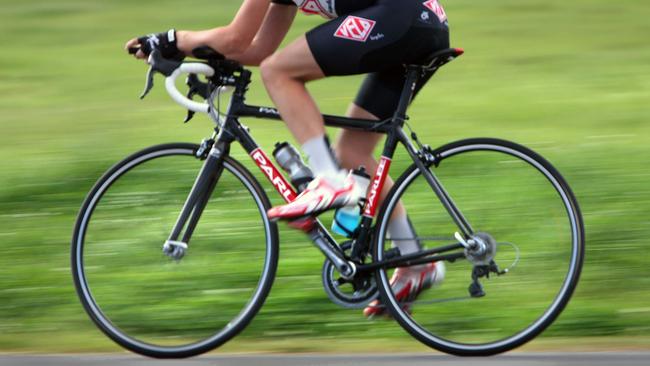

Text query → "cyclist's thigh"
[354,67,440,121]
[264,35,325,82]
[307,0,450,119]
[306,0,449,76]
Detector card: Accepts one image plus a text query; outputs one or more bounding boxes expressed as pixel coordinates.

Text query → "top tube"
[235,104,394,133]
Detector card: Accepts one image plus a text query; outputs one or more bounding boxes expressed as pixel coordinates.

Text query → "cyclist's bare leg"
[336,104,420,255]
[334,104,405,219]
[262,35,362,219]
[260,35,326,145]
[261,38,417,235]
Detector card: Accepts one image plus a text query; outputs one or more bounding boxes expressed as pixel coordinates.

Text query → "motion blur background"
[1,0,649,353]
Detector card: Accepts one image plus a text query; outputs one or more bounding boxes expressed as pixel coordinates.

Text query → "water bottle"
[332,167,370,238]
[273,142,313,192]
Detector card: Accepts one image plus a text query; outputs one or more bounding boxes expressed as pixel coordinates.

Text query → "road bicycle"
[71,47,584,358]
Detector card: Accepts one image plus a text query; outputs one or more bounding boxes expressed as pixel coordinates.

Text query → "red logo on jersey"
[299,0,325,16]
[423,0,447,22]
[334,16,376,42]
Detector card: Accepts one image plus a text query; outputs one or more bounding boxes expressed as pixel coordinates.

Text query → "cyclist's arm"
[227,4,297,65]
[175,0,287,57]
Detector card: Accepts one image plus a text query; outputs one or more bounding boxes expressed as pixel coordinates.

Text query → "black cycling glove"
[137,29,185,61]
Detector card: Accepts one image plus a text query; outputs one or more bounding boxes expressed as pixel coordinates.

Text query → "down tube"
[249,148,297,203]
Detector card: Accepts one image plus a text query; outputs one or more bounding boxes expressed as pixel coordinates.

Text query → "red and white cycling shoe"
[364,261,445,317]
[267,172,360,221]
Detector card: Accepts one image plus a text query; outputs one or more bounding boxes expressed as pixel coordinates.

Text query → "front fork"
[163,136,228,260]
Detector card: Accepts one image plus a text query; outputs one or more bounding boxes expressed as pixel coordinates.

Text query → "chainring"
[322,241,378,309]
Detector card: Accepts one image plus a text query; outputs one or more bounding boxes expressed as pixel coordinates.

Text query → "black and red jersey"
[271,0,376,19]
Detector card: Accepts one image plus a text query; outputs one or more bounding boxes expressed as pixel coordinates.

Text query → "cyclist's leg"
[264,0,448,219]
[260,36,326,145]
[334,106,404,218]
[336,56,446,248]
[262,37,364,220]
[261,0,439,146]
[335,104,417,255]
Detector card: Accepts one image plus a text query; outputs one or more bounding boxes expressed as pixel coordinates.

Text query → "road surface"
[0,353,648,366]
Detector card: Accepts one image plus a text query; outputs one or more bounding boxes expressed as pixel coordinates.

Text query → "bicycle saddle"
[417,47,464,71]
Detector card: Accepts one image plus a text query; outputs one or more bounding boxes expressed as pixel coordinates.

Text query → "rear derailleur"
[469,260,509,298]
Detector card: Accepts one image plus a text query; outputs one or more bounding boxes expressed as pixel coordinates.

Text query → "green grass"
[1,0,649,352]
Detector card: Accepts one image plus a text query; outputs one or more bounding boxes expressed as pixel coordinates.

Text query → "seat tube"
[351,69,419,260]
[351,128,400,260]
[393,66,421,122]
[361,66,419,221]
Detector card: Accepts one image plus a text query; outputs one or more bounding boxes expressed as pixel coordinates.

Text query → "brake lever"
[140,65,155,99]
[139,50,183,100]
[183,74,213,123]
[183,75,199,123]
[186,74,211,99]
[184,110,195,123]
[183,88,196,123]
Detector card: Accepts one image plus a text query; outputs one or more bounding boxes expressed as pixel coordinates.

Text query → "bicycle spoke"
[374,139,583,354]
[72,146,278,357]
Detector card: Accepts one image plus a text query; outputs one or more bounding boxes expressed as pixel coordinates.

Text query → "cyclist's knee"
[261,45,323,84]
[260,50,304,82]
[260,55,285,86]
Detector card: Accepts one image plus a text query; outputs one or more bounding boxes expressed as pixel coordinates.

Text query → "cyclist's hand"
[124,29,185,62]
[125,38,147,60]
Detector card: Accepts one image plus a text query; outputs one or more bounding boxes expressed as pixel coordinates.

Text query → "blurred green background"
[1,0,649,353]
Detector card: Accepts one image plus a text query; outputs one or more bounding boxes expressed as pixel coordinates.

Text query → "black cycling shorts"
[305,0,450,120]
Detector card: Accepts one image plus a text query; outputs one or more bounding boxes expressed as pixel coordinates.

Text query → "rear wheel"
[71,143,279,358]
[373,138,584,356]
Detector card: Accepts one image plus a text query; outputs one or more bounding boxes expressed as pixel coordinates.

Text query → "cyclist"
[125,0,449,316]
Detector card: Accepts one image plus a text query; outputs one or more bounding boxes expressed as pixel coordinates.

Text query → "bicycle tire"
[373,138,584,356]
[71,143,279,358]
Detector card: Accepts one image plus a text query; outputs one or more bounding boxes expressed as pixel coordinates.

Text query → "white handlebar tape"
[165,63,216,114]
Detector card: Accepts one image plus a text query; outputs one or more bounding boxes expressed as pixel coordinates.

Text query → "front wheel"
[373,138,584,356]
[71,143,279,358]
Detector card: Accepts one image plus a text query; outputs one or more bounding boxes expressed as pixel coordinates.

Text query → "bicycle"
[71,47,584,358]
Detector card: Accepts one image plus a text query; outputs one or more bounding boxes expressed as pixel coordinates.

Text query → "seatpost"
[392,66,421,125]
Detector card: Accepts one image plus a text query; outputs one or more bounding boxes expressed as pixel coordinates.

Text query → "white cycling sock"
[302,135,341,176]
[388,214,421,255]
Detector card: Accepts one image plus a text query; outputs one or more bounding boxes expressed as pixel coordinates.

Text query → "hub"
[463,232,497,266]
[457,232,506,298]
[163,240,188,260]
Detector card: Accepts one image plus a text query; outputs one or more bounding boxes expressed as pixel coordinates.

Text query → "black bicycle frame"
[166,66,473,276]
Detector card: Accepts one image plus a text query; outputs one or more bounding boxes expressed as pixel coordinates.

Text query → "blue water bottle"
[332,167,370,238]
